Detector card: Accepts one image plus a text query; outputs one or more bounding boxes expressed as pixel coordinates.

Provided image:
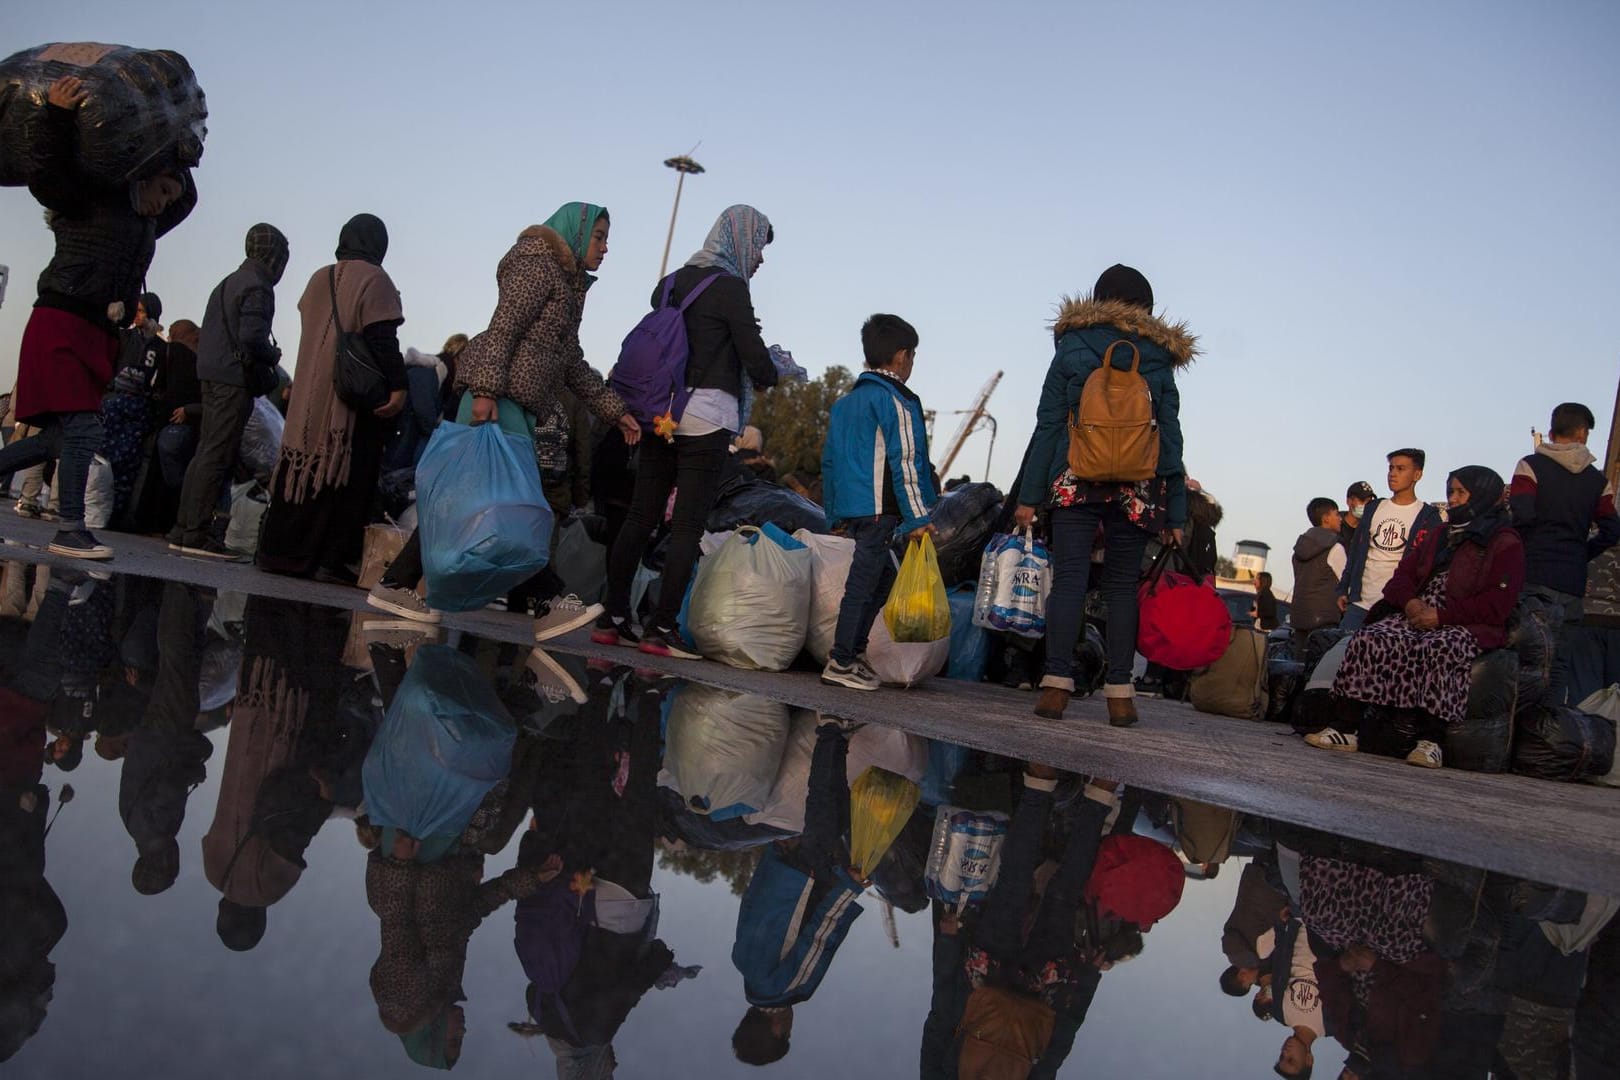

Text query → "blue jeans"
[1044,502,1150,690]
[383,366,442,472]
[831,515,900,666]
[0,410,103,531]
[1340,604,1369,632]
[156,422,199,488]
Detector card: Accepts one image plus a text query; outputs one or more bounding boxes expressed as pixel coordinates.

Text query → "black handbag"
[328,265,389,411]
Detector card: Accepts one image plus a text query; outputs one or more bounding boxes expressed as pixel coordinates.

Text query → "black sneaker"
[638,627,703,661]
[590,613,641,648]
[177,537,244,561]
[47,529,113,561]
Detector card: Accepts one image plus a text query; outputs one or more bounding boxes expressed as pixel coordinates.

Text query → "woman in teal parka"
[1013,265,1198,727]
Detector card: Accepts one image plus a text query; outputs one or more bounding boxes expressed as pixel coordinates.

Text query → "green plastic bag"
[850,766,922,881]
[884,534,952,643]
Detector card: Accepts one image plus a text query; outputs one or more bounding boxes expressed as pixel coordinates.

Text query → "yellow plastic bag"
[849,766,922,880]
[883,533,952,643]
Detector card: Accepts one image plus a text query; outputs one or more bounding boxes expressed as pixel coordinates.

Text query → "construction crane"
[935,370,1003,480]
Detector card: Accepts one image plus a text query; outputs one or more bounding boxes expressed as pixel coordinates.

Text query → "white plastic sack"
[973,529,1051,637]
[1577,686,1620,787]
[866,609,949,687]
[82,453,113,528]
[795,529,857,665]
[661,685,791,818]
[686,526,812,672]
[239,396,284,481]
[224,481,267,555]
[1305,636,1352,692]
[745,710,929,833]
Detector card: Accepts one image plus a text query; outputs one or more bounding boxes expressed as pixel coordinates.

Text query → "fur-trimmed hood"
[515,224,580,277]
[1051,296,1198,368]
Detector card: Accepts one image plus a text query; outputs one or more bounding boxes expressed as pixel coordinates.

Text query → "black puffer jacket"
[657,266,777,398]
[30,105,196,329]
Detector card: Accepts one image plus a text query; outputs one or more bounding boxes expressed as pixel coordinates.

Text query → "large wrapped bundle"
[922,482,1003,587]
[706,476,828,536]
[1445,649,1519,773]
[1506,593,1559,711]
[1512,705,1617,782]
[0,42,207,187]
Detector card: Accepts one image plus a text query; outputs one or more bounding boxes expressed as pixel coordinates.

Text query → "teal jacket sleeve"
[1155,372,1187,528]
[1016,348,1076,507]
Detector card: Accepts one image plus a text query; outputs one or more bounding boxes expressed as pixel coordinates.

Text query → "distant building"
[1232,540,1270,583]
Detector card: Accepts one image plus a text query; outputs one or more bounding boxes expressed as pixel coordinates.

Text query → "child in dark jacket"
[819,315,939,692]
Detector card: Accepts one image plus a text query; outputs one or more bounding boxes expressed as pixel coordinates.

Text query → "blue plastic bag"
[946,585,988,681]
[416,420,554,612]
[361,645,517,843]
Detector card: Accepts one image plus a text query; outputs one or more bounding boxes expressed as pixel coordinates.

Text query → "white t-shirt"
[1355,498,1424,609]
[1327,544,1347,583]
[1283,927,1325,1038]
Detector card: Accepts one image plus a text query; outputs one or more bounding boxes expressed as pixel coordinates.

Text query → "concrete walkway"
[3,515,1616,894]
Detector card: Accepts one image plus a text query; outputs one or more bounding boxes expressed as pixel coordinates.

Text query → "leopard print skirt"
[1333,574,1478,726]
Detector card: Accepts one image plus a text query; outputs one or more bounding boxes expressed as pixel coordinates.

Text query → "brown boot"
[1106,696,1139,728]
[1034,686,1070,720]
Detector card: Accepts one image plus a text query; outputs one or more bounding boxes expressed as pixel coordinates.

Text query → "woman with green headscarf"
[367,203,641,641]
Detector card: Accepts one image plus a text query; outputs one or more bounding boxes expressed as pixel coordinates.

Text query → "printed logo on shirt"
[1287,977,1320,1014]
[1372,516,1409,553]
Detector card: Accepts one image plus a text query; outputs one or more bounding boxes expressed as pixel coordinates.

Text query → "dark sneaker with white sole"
[590,613,641,648]
[178,537,244,561]
[534,594,603,643]
[821,658,882,692]
[638,628,702,661]
[47,529,113,560]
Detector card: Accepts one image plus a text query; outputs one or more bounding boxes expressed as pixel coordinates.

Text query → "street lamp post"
[659,155,705,279]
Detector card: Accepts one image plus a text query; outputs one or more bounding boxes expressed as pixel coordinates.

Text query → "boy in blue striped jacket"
[819,314,939,691]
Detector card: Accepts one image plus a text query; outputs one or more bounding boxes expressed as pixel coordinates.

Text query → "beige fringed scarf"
[276,259,404,503]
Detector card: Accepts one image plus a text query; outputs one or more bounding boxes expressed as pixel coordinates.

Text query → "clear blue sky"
[3,0,1616,588]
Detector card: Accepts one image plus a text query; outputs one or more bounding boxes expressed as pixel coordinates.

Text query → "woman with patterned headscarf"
[595,205,780,659]
[365,203,641,643]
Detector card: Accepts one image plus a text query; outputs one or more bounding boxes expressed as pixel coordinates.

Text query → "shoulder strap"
[328,266,347,335]
[676,270,727,313]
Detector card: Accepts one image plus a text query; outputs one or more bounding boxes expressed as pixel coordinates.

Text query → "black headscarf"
[1093,264,1154,310]
[336,213,388,265]
[1433,465,1508,573]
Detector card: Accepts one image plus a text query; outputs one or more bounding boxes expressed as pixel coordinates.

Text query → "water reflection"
[0,569,1613,1077]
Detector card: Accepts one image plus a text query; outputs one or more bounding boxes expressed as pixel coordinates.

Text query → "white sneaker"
[366,584,441,624]
[534,594,603,643]
[1304,727,1359,752]
[1406,740,1443,769]
[526,647,588,705]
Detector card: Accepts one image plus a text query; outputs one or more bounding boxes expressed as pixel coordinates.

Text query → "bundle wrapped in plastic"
[1512,705,1617,783]
[0,42,207,187]
[685,524,812,671]
[706,476,829,536]
[923,482,1003,587]
[661,686,791,819]
[238,395,284,482]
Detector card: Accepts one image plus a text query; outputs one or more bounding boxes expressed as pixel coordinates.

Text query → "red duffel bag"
[1136,545,1230,670]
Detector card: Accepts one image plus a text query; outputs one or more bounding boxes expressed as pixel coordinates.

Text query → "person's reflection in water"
[920,763,1183,1079]
[730,714,867,1067]
[202,596,363,951]
[513,662,700,1076]
[116,582,216,895]
[362,630,554,1069]
[0,581,72,1062]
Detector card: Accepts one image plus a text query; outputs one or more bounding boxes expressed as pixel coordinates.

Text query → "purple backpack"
[609,270,725,431]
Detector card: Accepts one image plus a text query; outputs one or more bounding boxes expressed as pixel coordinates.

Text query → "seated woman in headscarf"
[1309,466,1524,770]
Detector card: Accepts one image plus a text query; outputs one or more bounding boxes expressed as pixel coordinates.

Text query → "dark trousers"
[258,409,389,577]
[155,422,198,488]
[172,381,253,544]
[802,723,853,878]
[604,430,731,631]
[1044,502,1150,689]
[0,411,103,531]
[1566,622,1620,706]
[831,515,899,665]
[1528,584,1584,706]
[980,788,1108,964]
